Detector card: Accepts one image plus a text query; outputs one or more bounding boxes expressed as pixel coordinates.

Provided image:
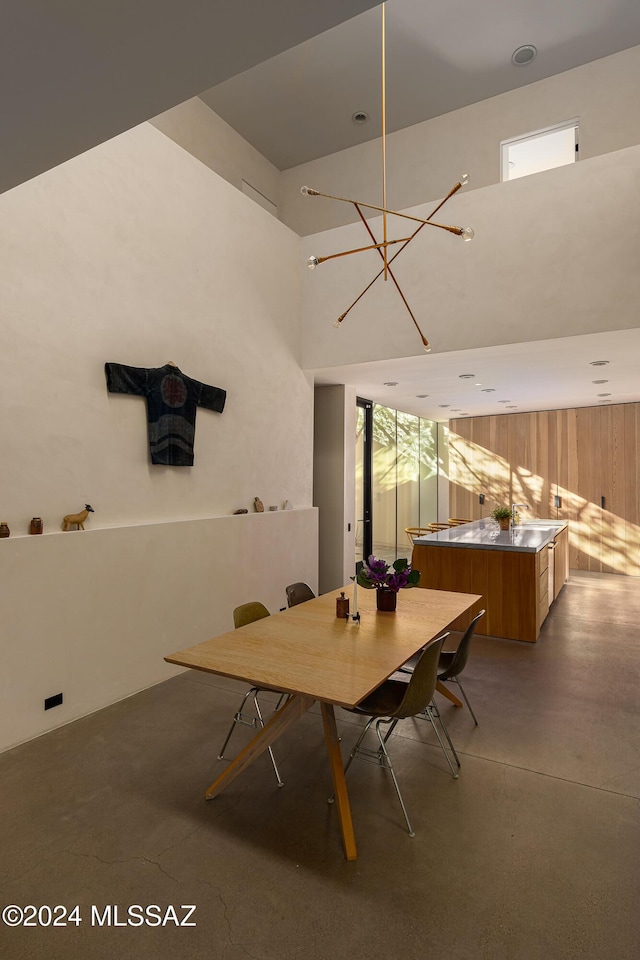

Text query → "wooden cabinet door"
[553,526,569,597]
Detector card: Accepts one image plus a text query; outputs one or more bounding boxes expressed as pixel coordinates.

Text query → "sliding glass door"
[357,399,439,564]
[355,398,372,568]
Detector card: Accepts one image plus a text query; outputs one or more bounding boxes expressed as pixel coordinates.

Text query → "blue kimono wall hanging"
[105,362,226,466]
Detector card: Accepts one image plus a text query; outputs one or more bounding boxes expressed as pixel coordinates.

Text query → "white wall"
[151,97,281,217]
[313,385,356,594]
[300,145,640,368]
[282,45,640,236]
[1,122,312,527]
[0,511,317,753]
[0,122,317,751]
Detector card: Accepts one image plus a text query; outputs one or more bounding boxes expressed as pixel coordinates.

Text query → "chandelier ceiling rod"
[302,0,474,353]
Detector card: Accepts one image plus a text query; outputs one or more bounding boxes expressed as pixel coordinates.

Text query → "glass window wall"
[368,403,439,564]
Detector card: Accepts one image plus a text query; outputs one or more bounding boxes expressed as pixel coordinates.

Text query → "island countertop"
[414,519,568,554]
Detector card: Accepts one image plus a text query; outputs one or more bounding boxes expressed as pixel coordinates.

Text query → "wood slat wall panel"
[623,404,640,575]
[448,402,640,577]
[576,406,602,571]
[600,406,615,574]
[563,408,581,569]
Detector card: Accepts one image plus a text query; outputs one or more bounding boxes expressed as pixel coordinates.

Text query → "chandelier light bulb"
[460,173,471,186]
[306,256,319,270]
[460,226,475,241]
[300,185,318,196]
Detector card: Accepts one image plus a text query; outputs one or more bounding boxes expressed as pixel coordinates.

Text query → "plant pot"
[498,517,511,531]
[376,589,397,612]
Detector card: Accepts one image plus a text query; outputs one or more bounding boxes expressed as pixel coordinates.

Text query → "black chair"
[333,633,456,837]
[217,601,286,786]
[400,609,485,725]
[285,582,316,607]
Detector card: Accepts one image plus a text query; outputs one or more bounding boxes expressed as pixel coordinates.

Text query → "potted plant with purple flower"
[357,556,421,612]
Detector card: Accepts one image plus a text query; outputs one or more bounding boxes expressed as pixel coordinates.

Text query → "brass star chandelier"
[302,2,474,353]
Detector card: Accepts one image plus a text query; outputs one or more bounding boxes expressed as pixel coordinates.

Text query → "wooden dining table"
[165,584,481,860]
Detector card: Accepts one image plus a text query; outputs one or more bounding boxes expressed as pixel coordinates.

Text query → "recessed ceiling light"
[597,393,611,397]
[459,373,475,379]
[592,379,609,385]
[481,388,495,393]
[506,405,518,409]
[383,381,398,386]
[474,383,482,387]
[438,404,450,408]
[512,44,537,66]
[498,400,511,404]
[451,408,461,412]
[352,111,369,124]
[459,413,469,417]
[590,360,609,366]
[415,394,429,398]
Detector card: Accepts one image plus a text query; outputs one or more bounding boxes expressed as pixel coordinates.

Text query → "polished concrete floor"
[2,571,639,959]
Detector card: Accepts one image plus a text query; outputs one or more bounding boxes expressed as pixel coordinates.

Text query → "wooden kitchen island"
[412,520,569,643]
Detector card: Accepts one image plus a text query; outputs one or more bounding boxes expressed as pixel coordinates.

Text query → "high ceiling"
[0,0,379,195]
[311,329,640,423]
[5,1,640,422]
[201,0,640,170]
[199,0,640,421]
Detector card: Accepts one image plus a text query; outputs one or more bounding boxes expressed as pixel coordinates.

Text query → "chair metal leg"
[330,718,415,836]
[454,677,479,725]
[427,700,461,769]
[344,718,375,775]
[423,703,459,779]
[217,686,284,787]
[217,688,256,759]
[252,694,285,787]
[374,719,415,837]
[381,712,458,779]
[327,718,374,803]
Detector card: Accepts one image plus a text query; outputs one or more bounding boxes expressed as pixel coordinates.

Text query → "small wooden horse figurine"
[62,504,95,531]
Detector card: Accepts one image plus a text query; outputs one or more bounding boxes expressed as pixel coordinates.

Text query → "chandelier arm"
[317,235,414,265]
[307,189,466,234]
[334,221,425,327]
[307,190,427,224]
[425,180,463,221]
[355,205,430,350]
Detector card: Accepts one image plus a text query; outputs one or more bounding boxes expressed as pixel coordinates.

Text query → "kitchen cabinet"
[412,520,569,643]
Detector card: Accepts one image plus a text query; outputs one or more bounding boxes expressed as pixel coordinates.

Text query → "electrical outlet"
[44,693,63,711]
[554,495,561,508]
[479,494,485,505]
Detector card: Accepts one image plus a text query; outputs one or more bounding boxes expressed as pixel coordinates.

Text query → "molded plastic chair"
[285,582,316,607]
[436,609,485,725]
[334,633,457,837]
[217,601,286,786]
[400,609,485,726]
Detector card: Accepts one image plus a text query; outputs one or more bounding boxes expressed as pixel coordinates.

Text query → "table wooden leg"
[436,679,463,708]
[205,694,314,799]
[321,703,357,862]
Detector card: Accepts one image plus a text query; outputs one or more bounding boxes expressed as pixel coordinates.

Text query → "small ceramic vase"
[376,589,397,612]
[336,591,350,619]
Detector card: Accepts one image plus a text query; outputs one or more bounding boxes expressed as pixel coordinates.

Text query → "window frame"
[500,118,579,182]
